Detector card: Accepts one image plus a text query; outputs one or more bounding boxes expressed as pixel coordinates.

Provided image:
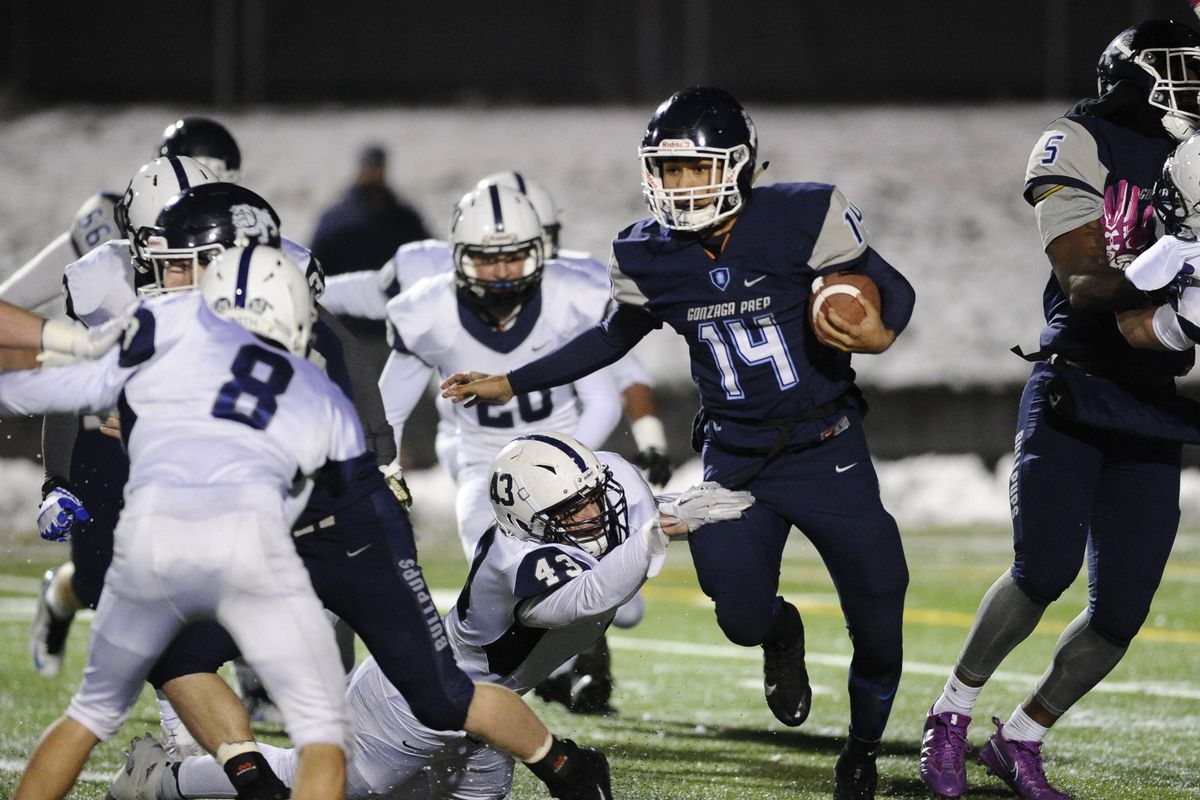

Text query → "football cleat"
[30,568,74,678]
[762,625,811,727]
[105,734,172,800]
[977,717,1073,800]
[919,708,972,798]
[833,741,878,800]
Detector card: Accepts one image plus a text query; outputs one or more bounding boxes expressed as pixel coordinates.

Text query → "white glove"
[39,315,129,362]
[657,481,755,532]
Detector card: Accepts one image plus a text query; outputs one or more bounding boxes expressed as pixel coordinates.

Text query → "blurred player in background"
[443,87,916,800]
[320,169,675,488]
[919,20,1200,800]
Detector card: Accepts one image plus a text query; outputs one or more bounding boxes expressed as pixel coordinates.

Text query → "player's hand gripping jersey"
[0,291,364,503]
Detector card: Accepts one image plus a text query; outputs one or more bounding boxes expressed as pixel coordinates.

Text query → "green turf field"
[0,524,1197,799]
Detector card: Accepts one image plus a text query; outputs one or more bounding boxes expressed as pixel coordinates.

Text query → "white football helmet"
[487,433,629,559]
[200,245,316,356]
[1154,132,1200,240]
[117,156,219,274]
[450,184,545,321]
[477,171,560,258]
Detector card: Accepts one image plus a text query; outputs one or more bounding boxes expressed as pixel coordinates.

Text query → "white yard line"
[2,585,1197,702]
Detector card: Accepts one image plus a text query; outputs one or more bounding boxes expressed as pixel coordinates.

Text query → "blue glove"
[37,485,90,542]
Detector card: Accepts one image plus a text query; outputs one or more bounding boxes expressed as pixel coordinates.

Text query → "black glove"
[524,737,614,800]
[634,446,673,487]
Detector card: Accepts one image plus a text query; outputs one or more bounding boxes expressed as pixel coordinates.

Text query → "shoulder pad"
[514,546,592,599]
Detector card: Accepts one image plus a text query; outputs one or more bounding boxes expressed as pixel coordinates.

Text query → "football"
[809,272,881,326]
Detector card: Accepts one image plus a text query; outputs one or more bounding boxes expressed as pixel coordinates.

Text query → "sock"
[160,763,187,800]
[1003,705,1049,743]
[844,733,880,762]
[932,673,982,717]
[221,751,287,800]
[45,572,74,619]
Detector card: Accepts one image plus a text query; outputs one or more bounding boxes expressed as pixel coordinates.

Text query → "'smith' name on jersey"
[686,295,772,321]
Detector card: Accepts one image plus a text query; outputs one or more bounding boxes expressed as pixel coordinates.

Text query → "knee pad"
[613,593,644,629]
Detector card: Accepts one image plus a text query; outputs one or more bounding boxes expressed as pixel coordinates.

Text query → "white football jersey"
[0,292,364,511]
[381,266,621,469]
[443,454,662,692]
[62,236,312,330]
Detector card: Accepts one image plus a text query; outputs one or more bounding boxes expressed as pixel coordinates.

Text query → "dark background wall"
[1,0,1191,106]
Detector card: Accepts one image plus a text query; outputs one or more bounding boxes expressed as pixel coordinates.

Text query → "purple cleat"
[977,717,1072,800]
[919,708,971,798]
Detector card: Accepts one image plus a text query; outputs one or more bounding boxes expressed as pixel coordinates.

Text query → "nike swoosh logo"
[744,276,766,287]
[835,463,858,473]
[346,544,372,558]
[531,341,551,351]
[765,683,778,696]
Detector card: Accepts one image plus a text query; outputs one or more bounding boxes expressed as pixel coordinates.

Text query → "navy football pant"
[1009,363,1180,646]
[691,410,907,740]
[150,485,475,732]
[67,428,128,608]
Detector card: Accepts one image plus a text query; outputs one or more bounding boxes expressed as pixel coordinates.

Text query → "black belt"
[1011,346,1176,389]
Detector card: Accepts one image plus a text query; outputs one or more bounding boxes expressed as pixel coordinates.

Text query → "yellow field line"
[639,586,1200,644]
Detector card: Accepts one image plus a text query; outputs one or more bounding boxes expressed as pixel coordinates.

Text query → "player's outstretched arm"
[440,372,514,407]
[1048,220,1148,311]
[658,482,755,535]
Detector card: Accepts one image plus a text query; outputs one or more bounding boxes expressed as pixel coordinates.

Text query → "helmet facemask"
[454,239,544,326]
[531,468,629,559]
[640,144,753,232]
[1135,46,1200,141]
[135,231,226,296]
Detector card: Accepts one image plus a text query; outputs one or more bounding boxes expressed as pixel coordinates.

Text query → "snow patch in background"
[1,102,1071,390]
[7,455,1200,539]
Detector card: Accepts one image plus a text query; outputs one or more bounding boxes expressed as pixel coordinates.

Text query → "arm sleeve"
[0,348,126,416]
[317,307,396,464]
[518,519,662,628]
[319,271,391,319]
[508,303,661,394]
[378,349,435,458]
[859,247,916,335]
[569,367,622,450]
[41,414,79,483]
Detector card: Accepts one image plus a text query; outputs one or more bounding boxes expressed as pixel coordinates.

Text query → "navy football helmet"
[640,87,758,231]
[450,184,545,325]
[135,182,281,295]
[1097,19,1200,141]
[157,117,242,182]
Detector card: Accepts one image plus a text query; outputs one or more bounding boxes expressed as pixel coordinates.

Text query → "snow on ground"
[0,102,1069,389]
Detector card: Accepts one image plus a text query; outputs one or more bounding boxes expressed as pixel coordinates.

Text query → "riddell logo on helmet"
[482,233,517,245]
[660,139,697,150]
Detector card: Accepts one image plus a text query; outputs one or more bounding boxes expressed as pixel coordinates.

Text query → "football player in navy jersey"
[443,87,916,800]
[918,20,1200,800]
